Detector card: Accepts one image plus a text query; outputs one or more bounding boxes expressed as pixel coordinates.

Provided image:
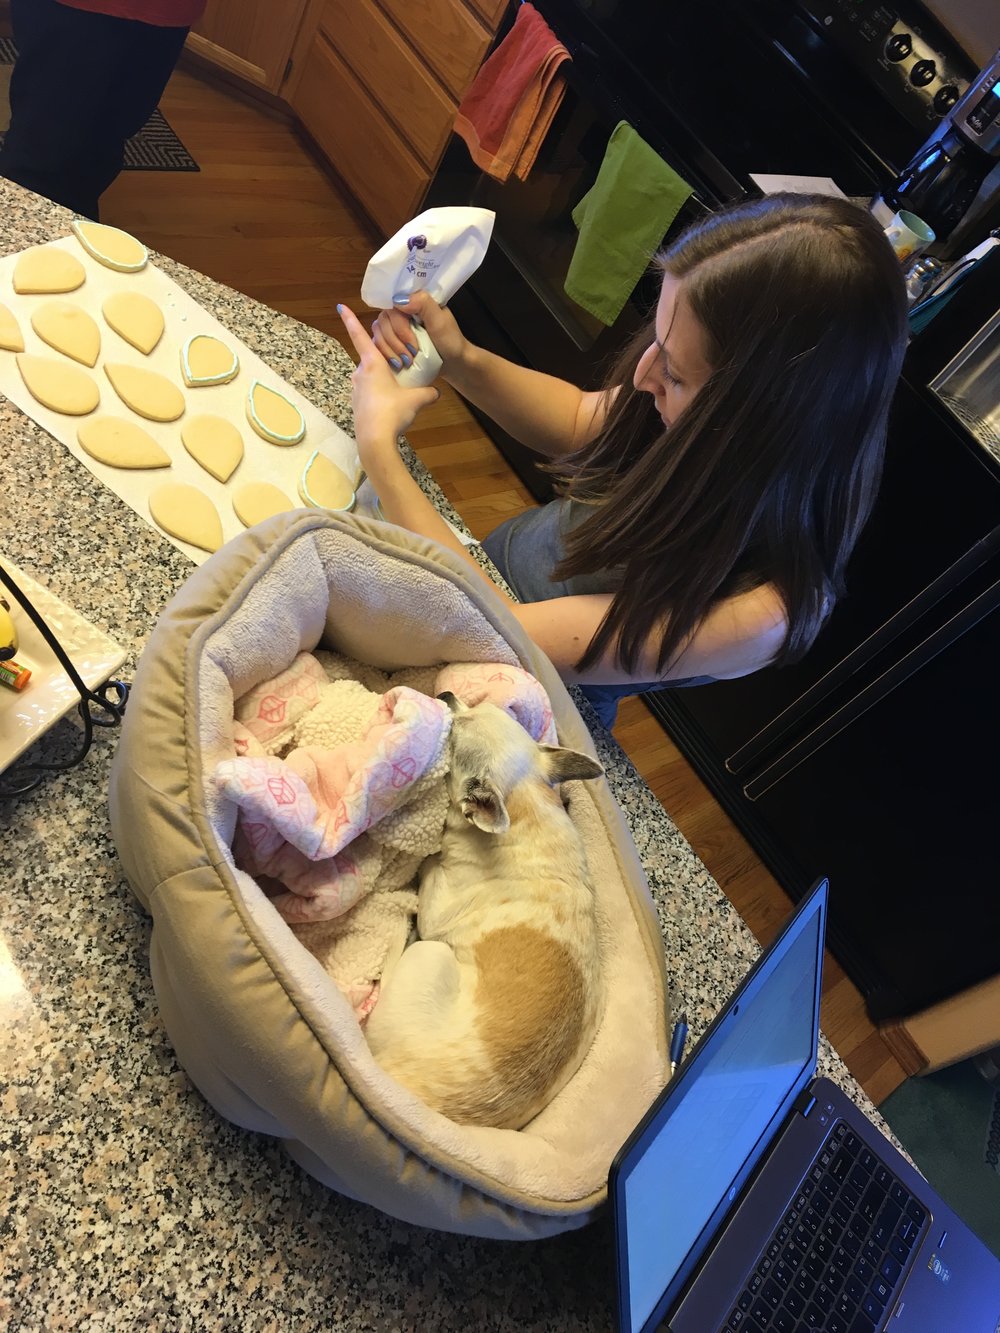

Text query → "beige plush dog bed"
[109,511,669,1239]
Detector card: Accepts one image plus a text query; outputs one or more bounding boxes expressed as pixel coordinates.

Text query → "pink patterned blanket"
[213,653,556,1017]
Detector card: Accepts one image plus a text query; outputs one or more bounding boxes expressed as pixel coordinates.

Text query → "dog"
[364,693,605,1130]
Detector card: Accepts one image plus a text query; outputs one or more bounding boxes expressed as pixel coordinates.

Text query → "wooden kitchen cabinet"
[187,0,311,93]
[286,0,506,237]
[181,0,507,237]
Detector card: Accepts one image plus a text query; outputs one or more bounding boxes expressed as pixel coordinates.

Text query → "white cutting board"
[0,235,362,565]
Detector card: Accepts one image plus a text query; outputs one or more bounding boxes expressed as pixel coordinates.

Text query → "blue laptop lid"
[610,878,829,1333]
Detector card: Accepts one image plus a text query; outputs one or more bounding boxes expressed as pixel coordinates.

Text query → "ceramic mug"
[883,209,936,263]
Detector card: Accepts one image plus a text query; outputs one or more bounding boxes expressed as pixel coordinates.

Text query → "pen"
[669,1011,688,1076]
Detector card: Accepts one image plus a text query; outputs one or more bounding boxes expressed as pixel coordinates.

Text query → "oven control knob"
[885,32,912,61]
[934,84,961,114]
[910,58,937,87]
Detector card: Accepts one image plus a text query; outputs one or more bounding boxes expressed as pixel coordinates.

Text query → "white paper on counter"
[749,173,848,199]
[0,236,362,566]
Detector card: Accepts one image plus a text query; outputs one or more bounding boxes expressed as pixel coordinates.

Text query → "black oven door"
[424,6,738,498]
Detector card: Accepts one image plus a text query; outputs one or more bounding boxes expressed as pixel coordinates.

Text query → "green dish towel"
[564,121,693,326]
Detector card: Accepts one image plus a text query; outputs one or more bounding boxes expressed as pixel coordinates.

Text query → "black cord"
[0,562,130,799]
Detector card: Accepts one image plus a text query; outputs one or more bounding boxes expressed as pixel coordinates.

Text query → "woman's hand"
[337,304,439,469]
[369,291,468,378]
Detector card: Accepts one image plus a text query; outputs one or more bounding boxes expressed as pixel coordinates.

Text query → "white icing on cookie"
[246,379,305,445]
[180,334,239,387]
[298,450,355,511]
[71,219,148,273]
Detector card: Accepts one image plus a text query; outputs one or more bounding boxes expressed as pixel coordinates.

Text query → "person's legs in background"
[0,0,188,219]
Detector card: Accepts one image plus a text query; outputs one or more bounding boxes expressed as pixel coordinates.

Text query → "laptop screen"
[612,880,827,1333]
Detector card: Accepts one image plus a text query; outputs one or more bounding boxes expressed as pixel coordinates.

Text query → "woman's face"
[633,275,713,428]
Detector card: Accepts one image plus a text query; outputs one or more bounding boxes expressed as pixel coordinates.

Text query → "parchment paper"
[0,235,362,565]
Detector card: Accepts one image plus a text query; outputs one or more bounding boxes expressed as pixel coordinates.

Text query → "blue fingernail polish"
[336,303,344,314]
[400,354,412,368]
[389,357,402,370]
[392,293,410,305]
[406,343,418,357]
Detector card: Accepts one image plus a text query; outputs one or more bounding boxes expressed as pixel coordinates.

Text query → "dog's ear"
[539,745,604,786]
[437,691,467,713]
[460,777,510,835]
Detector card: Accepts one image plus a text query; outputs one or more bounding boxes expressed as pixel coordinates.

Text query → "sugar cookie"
[298,449,355,511]
[13,246,86,295]
[105,362,185,422]
[180,334,239,387]
[246,380,305,445]
[71,219,148,273]
[181,414,244,483]
[233,482,293,528]
[0,302,24,353]
[31,302,101,367]
[16,353,99,415]
[102,291,164,355]
[78,417,171,469]
[149,484,223,553]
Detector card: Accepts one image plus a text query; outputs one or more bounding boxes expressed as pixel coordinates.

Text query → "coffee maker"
[884,47,1000,244]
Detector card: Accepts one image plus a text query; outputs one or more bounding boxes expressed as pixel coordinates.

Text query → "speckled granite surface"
[0,179,891,1331]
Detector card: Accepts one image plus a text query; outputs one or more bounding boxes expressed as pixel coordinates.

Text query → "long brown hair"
[554,193,908,676]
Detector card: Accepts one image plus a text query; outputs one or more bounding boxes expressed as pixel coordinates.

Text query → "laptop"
[610,879,1000,1333]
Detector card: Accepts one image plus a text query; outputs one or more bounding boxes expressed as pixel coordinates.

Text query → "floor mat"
[0,37,198,171]
[879,1059,1000,1260]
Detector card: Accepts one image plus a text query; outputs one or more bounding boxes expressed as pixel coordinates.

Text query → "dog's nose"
[437,691,459,712]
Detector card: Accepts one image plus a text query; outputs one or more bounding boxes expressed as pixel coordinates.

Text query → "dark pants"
[0,0,188,219]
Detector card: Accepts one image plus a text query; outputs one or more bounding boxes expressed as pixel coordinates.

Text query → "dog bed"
[109,510,670,1239]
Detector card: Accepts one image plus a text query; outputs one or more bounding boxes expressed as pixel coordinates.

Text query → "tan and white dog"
[364,693,605,1130]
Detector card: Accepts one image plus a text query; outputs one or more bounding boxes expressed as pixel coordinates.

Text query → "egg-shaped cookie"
[17,353,99,415]
[71,219,148,273]
[13,246,87,295]
[233,482,294,528]
[78,416,171,469]
[181,414,244,483]
[102,291,165,355]
[246,380,305,445]
[0,302,25,353]
[181,335,239,387]
[298,450,355,511]
[149,484,223,553]
[31,302,102,367]
[105,362,185,422]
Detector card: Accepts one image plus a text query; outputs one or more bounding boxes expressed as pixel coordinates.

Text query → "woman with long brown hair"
[337,193,909,728]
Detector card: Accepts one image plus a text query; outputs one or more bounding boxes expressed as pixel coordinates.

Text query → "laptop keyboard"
[722,1120,928,1333]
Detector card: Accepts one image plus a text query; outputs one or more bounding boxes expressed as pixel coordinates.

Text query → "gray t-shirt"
[481,500,718,713]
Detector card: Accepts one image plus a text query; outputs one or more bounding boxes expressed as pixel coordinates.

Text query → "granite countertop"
[0,178,887,1331]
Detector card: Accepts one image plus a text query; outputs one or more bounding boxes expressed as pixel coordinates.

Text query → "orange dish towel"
[454,3,571,184]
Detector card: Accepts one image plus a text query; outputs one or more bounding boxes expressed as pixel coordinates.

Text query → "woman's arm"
[513,586,788,685]
[339,304,785,687]
[338,302,524,601]
[371,292,613,459]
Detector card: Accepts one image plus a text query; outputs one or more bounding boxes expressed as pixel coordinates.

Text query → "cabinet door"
[188,0,310,93]
[379,0,492,101]
[468,0,512,28]
[290,30,429,235]
[315,0,455,171]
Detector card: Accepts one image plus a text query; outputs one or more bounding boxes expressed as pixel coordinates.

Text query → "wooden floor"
[100,65,908,1105]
